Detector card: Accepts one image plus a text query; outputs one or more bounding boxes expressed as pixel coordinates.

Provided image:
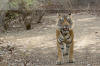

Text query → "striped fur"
[56,14,74,65]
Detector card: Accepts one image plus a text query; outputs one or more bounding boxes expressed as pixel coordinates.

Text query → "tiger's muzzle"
[63,25,70,31]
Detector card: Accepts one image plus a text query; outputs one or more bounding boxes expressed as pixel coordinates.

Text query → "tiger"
[56,13,74,65]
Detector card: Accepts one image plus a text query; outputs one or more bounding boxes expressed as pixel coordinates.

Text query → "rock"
[44,28,48,30]
[0,56,3,62]
[95,32,98,34]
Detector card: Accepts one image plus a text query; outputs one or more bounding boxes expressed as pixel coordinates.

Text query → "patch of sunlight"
[91,50,96,53]
[77,17,96,22]
[90,26,100,29]
[15,34,56,49]
[75,34,95,50]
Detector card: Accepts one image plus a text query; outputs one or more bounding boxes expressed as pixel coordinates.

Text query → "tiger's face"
[57,14,71,31]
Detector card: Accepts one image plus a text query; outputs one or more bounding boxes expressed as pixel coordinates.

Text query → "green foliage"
[25,0,35,6]
[8,0,19,10]
[5,0,39,21]
[8,0,39,10]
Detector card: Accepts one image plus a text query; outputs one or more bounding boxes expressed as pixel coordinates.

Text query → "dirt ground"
[0,13,100,66]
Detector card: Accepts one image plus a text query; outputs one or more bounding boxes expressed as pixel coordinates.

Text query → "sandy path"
[0,13,100,66]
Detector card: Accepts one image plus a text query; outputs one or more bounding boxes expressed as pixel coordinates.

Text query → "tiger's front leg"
[65,44,70,55]
[69,41,74,63]
[56,41,64,65]
[56,30,64,65]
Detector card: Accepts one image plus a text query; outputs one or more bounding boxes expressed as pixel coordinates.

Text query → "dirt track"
[0,13,100,66]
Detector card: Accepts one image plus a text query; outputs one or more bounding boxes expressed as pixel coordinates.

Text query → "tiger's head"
[57,13,72,31]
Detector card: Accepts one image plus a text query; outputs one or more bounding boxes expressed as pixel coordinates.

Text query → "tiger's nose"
[64,25,68,28]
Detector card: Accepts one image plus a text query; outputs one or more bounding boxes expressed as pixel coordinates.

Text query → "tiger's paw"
[68,59,75,63]
[56,60,64,65]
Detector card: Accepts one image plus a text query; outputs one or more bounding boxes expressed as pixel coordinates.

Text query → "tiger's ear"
[57,13,61,18]
[68,13,72,18]
[68,13,71,15]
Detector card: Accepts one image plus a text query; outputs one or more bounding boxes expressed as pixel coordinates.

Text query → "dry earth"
[0,13,100,66]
